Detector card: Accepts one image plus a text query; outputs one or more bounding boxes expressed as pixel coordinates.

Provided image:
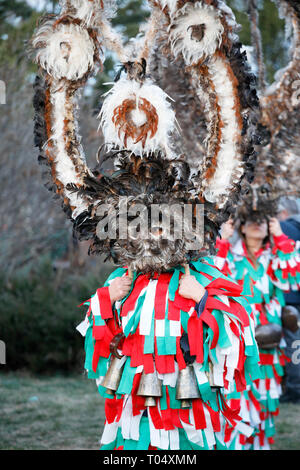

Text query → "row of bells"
[101,356,220,408]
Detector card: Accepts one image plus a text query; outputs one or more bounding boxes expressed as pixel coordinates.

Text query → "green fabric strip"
[117,357,137,395]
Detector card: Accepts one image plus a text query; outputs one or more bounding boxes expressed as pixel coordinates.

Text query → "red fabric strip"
[224,423,234,443]
[105,396,121,424]
[173,289,196,312]
[155,353,175,374]
[237,338,245,372]
[234,369,247,393]
[121,275,149,317]
[207,404,221,432]
[143,353,155,374]
[215,238,231,258]
[187,314,204,364]
[161,388,175,430]
[92,329,113,371]
[199,308,219,349]
[97,286,113,319]
[131,372,145,416]
[248,390,261,412]
[175,336,187,370]
[259,353,275,365]
[179,408,190,425]
[154,274,170,320]
[168,300,181,321]
[206,277,242,297]
[192,399,206,430]
[149,405,164,429]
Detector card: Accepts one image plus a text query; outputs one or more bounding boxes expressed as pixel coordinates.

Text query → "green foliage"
[0,5,39,68]
[258,0,287,84]
[0,258,112,373]
[228,0,288,84]
[0,0,33,22]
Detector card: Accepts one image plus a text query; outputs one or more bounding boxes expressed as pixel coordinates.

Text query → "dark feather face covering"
[30,0,262,273]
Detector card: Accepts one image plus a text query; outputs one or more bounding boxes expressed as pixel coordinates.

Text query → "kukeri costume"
[30,0,265,450]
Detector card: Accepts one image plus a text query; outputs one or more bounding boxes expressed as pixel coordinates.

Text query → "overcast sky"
[25,0,48,11]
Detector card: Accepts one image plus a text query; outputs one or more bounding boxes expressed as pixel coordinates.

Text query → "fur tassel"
[99,76,178,157]
[32,18,97,81]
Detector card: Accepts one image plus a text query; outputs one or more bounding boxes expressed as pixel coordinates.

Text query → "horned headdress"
[233,0,300,226]
[31,0,261,273]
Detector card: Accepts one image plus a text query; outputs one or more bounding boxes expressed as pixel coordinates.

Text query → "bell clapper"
[144,396,157,407]
[180,399,192,408]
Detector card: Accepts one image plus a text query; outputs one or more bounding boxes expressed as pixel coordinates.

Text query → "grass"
[0,372,105,450]
[0,371,299,450]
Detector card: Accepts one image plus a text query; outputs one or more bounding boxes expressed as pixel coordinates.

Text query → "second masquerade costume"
[216,232,300,449]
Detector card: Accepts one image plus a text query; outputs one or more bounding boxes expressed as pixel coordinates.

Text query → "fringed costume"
[77,260,261,450]
[216,233,300,449]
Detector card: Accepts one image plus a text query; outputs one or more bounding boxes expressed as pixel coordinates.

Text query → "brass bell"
[255,323,282,349]
[206,361,220,390]
[176,365,200,408]
[101,356,125,395]
[137,369,162,407]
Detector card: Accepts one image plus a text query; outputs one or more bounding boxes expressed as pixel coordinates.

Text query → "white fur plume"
[60,0,117,26]
[33,21,95,80]
[168,1,224,65]
[99,77,177,157]
[49,86,89,218]
[201,55,243,205]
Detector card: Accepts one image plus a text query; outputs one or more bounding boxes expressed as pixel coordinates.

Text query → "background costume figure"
[216,216,300,449]
[77,260,261,450]
[278,198,300,404]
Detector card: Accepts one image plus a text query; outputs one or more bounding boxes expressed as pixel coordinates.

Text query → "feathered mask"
[30,0,261,273]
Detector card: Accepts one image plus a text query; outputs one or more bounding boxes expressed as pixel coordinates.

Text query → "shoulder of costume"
[191,256,236,282]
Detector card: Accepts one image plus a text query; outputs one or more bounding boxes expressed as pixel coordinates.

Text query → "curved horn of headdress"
[30,0,261,267]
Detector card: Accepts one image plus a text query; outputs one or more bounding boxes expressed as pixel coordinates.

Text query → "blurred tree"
[227,0,288,84]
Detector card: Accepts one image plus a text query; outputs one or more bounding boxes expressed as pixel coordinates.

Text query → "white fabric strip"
[160,429,170,450]
[139,279,157,336]
[234,420,254,438]
[214,256,226,271]
[158,361,179,387]
[193,363,209,385]
[203,405,216,448]
[101,420,119,445]
[169,429,180,450]
[169,320,181,337]
[218,294,230,307]
[76,315,90,337]
[148,409,161,448]
[155,319,165,337]
[212,346,225,386]
[91,292,101,317]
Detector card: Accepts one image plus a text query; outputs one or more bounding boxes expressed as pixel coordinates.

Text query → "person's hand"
[178,274,206,303]
[221,219,234,240]
[269,217,283,237]
[109,276,132,304]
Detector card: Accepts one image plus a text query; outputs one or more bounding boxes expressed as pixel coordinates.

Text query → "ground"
[0,372,299,450]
